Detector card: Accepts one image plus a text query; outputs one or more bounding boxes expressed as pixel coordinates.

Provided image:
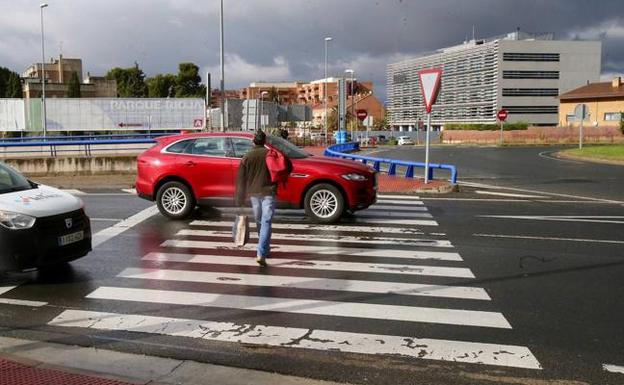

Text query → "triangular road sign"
[418,68,443,113]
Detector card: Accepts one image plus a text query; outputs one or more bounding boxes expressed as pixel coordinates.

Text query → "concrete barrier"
[3,155,137,176]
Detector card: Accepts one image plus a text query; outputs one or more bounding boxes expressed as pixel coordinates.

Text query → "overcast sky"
[1,0,623,101]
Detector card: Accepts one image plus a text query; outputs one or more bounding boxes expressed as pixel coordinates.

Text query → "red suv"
[135,132,377,223]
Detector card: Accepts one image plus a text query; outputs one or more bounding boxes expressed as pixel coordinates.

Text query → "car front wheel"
[156,181,195,219]
[304,183,345,223]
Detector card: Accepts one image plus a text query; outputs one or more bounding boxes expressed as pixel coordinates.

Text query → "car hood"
[297,155,374,173]
[0,185,83,218]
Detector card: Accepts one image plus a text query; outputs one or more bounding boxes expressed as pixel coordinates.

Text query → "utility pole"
[219,0,225,132]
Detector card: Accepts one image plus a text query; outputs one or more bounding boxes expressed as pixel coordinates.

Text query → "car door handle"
[185,161,196,167]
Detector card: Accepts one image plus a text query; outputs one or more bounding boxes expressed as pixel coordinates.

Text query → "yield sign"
[418,68,443,113]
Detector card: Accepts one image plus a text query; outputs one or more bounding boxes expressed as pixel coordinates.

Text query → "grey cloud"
[1,0,623,102]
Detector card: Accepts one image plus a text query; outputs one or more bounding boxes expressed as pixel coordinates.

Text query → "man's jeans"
[250,195,275,259]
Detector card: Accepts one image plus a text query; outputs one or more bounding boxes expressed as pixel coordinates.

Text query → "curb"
[0,336,347,385]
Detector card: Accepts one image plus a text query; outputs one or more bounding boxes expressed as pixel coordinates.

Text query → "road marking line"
[119,267,490,300]
[121,188,137,194]
[85,286,510,328]
[176,229,453,248]
[0,286,17,296]
[475,190,548,199]
[161,240,462,261]
[369,205,429,212]
[478,215,624,225]
[61,189,86,196]
[459,181,624,204]
[50,310,539,369]
[143,252,474,278]
[0,298,47,307]
[376,199,424,206]
[377,194,420,200]
[190,221,431,235]
[90,218,121,222]
[92,206,159,248]
[603,364,624,374]
[474,233,624,245]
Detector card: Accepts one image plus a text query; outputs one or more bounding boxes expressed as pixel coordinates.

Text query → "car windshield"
[266,135,309,159]
[0,163,33,194]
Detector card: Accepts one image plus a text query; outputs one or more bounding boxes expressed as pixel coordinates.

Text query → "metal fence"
[324,142,457,184]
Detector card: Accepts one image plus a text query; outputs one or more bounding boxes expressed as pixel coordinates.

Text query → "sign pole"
[500,120,504,145]
[579,111,584,150]
[425,112,431,184]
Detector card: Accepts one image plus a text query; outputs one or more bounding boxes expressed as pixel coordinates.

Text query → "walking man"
[235,130,275,267]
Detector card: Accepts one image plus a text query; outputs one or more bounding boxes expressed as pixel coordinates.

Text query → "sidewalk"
[0,336,346,385]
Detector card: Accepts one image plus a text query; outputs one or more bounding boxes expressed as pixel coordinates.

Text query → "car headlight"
[0,210,36,230]
[341,173,368,181]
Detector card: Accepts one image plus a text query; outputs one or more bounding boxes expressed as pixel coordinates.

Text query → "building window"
[503,53,560,62]
[604,112,622,121]
[393,73,407,84]
[502,71,559,79]
[502,88,559,97]
[502,106,559,114]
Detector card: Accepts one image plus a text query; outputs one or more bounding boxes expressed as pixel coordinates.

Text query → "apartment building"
[21,55,117,98]
[387,31,602,130]
[559,76,624,127]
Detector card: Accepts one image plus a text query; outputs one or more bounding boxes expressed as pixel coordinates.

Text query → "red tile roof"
[559,81,624,100]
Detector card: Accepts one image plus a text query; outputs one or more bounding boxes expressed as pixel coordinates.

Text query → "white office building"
[387,31,602,129]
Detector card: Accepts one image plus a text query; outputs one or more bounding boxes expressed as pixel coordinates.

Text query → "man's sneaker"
[256,257,268,267]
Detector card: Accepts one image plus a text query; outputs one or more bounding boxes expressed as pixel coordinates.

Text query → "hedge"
[444,122,529,131]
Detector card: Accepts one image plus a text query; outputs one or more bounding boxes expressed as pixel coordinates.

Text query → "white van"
[0,162,91,272]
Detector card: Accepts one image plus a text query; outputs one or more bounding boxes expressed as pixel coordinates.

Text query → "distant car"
[397,136,415,145]
[0,162,92,272]
[136,132,377,223]
[377,135,387,144]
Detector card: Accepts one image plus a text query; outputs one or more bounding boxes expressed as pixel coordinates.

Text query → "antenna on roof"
[472,25,476,41]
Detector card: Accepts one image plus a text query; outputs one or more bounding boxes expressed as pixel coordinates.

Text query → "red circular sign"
[497,109,508,121]
[356,109,368,121]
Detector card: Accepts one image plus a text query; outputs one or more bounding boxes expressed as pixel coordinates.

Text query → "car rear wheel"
[304,183,345,223]
[156,181,195,219]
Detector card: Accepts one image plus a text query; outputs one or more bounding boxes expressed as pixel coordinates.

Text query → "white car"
[0,162,91,272]
[397,136,415,145]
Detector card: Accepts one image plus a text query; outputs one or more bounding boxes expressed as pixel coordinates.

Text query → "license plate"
[58,231,84,246]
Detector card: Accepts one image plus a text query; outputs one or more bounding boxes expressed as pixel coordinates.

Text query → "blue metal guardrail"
[324,142,458,184]
[0,133,171,156]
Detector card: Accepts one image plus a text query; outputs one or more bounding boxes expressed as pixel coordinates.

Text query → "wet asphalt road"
[0,146,623,385]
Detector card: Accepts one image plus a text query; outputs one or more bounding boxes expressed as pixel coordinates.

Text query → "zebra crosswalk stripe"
[159,240,463,261]
[119,267,490,300]
[85,286,511,328]
[44,198,543,371]
[176,229,454,248]
[143,252,473,278]
[190,221,433,235]
[49,310,541,369]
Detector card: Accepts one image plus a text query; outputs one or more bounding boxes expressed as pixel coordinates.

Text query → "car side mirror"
[28,180,39,189]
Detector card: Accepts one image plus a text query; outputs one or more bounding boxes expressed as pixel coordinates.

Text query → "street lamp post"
[345,69,354,141]
[40,3,48,138]
[323,37,332,145]
[259,91,268,131]
[219,0,225,132]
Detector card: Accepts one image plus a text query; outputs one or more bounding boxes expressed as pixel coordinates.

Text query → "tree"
[147,74,177,97]
[267,86,279,103]
[175,62,205,97]
[106,63,147,97]
[6,73,22,98]
[0,66,22,98]
[67,72,81,97]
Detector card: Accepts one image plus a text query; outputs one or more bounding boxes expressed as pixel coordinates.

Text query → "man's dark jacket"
[235,145,276,206]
